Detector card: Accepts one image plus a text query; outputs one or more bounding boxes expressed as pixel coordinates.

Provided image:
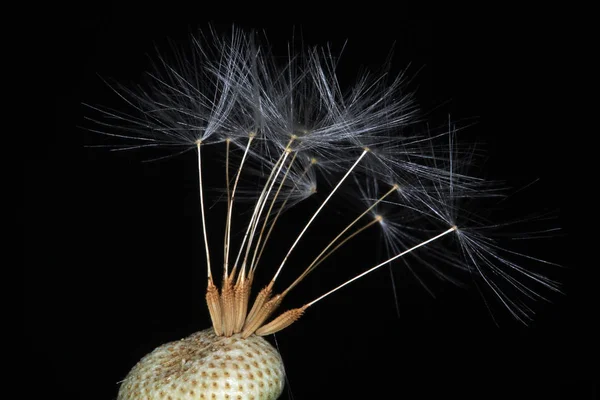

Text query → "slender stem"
[224,135,254,277]
[252,162,315,273]
[284,217,381,295]
[252,195,290,274]
[306,185,397,274]
[306,226,457,307]
[226,139,231,203]
[237,149,291,281]
[231,138,295,277]
[196,142,212,279]
[249,152,298,273]
[224,139,231,264]
[272,149,369,282]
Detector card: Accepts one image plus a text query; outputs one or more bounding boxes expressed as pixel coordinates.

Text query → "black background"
[24,6,592,400]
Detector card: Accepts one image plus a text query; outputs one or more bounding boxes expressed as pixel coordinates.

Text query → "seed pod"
[118,328,285,400]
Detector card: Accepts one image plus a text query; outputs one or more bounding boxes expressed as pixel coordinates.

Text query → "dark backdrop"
[24,6,590,400]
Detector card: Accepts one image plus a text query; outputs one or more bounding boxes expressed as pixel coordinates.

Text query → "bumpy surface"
[118,328,285,400]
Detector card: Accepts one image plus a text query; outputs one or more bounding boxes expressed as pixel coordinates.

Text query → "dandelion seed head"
[86,25,561,399]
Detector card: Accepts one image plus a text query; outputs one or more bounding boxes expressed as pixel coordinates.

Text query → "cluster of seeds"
[87,26,560,400]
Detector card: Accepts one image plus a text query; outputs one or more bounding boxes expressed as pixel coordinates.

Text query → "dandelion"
[85,26,560,399]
